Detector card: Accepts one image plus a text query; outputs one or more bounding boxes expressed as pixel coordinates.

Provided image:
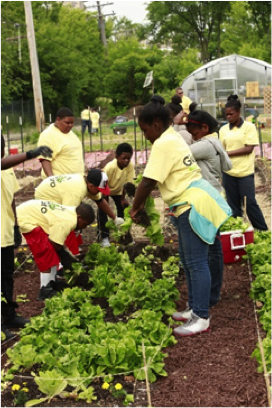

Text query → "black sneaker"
[56,268,66,281]
[3,315,30,329]
[1,326,17,341]
[38,283,58,301]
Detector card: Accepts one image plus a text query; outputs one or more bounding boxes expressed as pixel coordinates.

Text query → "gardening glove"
[114,217,124,227]
[124,182,136,198]
[58,247,79,270]
[14,225,22,248]
[26,146,53,160]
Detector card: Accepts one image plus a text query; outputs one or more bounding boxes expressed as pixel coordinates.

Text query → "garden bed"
[1,169,270,407]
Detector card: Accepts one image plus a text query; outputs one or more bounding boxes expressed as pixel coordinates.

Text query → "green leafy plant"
[77,386,97,403]
[220,216,250,232]
[25,370,68,407]
[16,294,30,303]
[6,244,179,398]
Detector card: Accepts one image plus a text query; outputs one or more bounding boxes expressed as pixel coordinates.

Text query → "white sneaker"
[172,307,192,322]
[101,238,110,247]
[173,312,210,337]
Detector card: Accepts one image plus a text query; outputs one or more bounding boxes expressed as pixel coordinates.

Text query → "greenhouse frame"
[181,54,271,118]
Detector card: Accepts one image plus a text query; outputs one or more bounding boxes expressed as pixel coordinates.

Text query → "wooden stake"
[257,335,271,407]
[142,342,152,407]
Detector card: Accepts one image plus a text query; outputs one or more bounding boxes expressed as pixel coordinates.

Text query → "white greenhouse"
[181,54,271,118]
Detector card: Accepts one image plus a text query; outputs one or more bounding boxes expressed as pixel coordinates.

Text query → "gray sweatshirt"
[190,133,232,192]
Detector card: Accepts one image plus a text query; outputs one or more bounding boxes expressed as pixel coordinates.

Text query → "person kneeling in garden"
[99,143,135,247]
[16,200,95,300]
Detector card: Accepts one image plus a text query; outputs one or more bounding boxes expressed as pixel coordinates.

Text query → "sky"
[101,1,149,24]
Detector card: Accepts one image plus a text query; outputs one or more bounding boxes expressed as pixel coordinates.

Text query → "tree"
[104,37,163,107]
[145,1,231,63]
[1,1,106,114]
[152,49,202,95]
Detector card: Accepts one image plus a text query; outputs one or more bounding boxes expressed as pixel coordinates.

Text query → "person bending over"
[34,169,124,253]
[16,200,95,300]
[130,95,231,337]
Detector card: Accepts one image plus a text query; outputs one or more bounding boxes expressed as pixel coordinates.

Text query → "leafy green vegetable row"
[243,230,271,374]
[5,244,180,405]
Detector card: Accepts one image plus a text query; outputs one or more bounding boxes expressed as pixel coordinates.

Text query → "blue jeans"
[81,119,91,135]
[173,214,223,310]
[208,233,223,307]
[223,172,268,230]
[177,210,225,318]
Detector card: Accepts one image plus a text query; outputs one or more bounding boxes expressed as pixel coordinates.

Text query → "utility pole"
[85,1,115,52]
[97,1,107,50]
[24,1,44,131]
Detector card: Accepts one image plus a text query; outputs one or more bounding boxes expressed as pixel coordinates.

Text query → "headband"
[187,119,204,125]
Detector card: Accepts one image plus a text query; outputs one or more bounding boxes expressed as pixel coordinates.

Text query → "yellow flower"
[91,223,98,227]
[23,382,27,386]
[170,239,173,243]
[21,387,29,392]
[115,383,123,390]
[102,382,110,390]
[12,384,21,391]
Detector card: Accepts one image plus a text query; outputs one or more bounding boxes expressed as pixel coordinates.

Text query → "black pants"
[1,246,18,320]
[223,172,268,231]
[98,195,126,240]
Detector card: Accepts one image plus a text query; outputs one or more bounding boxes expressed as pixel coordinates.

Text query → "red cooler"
[220,227,254,264]
[9,147,19,154]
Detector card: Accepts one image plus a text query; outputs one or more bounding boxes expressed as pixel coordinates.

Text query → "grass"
[6,121,270,153]
[258,128,271,144]
[7,123,152,153]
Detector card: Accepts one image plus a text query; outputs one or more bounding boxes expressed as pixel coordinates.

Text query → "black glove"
[58,247,79,270]
[124,182,136,198]
[14,225,22,248]
[26,146,53,160]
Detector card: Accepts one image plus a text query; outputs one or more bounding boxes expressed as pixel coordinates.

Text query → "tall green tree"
[152,48,201,94]
[104,37,163,107]
[145,1,231,63]
[1,1,106,114]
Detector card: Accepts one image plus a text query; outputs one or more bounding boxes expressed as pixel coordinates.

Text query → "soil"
[1,163,271,408]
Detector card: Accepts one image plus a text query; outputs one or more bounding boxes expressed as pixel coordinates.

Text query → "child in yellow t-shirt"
[16,200,95,300]
[90,108,100,134]
[98,143,135,246]
[38,107,84,178]
[81,105,91,136]
[219,94,267,231]
[1,134,52,338]
[34,169,124,253]
[130,95,231,337]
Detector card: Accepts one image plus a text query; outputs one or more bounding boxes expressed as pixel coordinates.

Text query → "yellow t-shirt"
[180,95,192,114]
[219,120,258,177]
[1,169,20,247]
[103,159,135,196]
[90,112,100,128]
[38,124,84,178]
[143,127,202,216]
[17,200,77,245]
[81,109,91,120]
[34,173,102,206]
